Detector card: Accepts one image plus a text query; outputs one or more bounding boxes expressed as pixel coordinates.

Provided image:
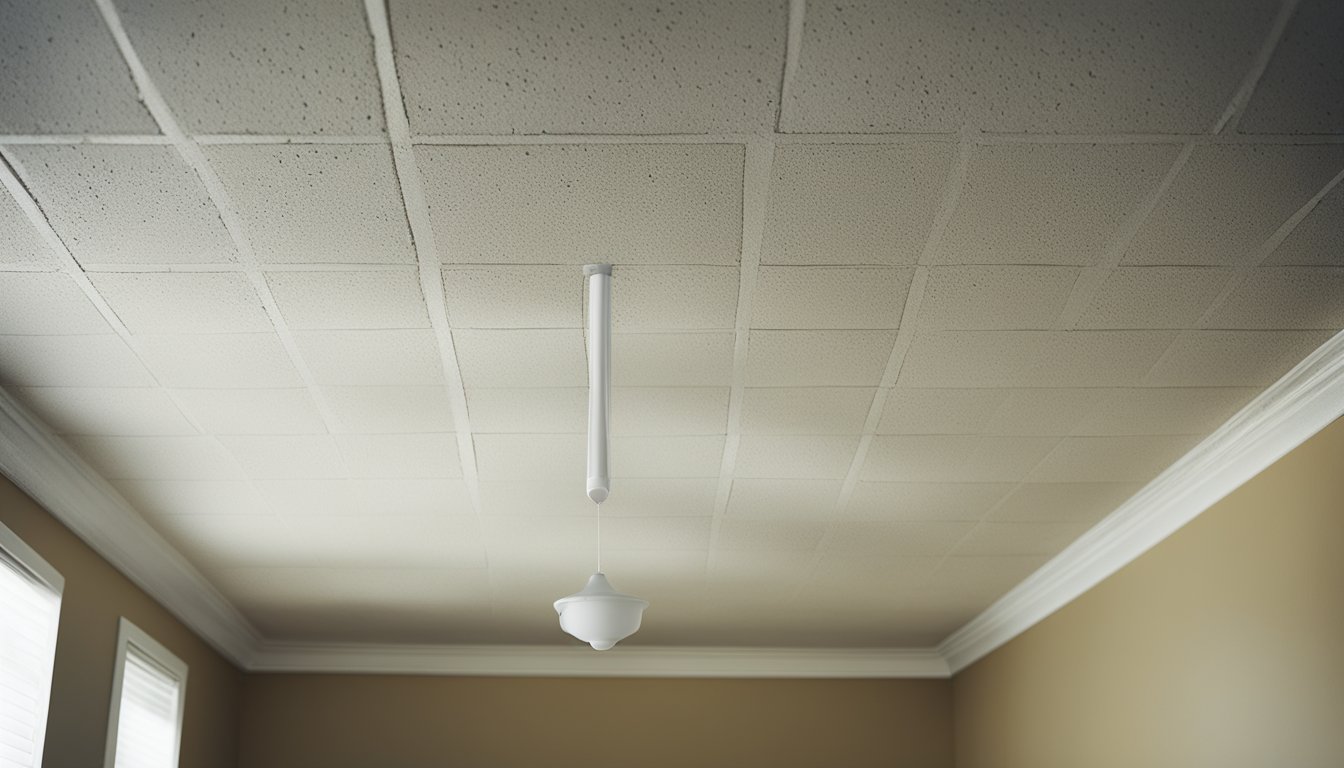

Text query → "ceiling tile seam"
[413,133,759,145]
[1193,165,1344,330]
[1052,142,1198,329]
[0,135,171,145]
[1212,0,1302,135]
[773,0,807,134]
[706,140,774,567]
[787,136,975,598]
[77,263,421,274]
[89,0,349,446]
[192,135,389,146]
[363,0,493,590]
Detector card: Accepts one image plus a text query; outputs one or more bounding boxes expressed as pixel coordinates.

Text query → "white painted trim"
[0,518,63,768]
[939,329,1344,673]
[249,643,950,678]
[0,516,63,594]
[103,618,189,768]
[0,389,260,666]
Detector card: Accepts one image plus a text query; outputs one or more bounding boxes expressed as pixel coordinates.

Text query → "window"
[0,521,63,768]
[103,619,187,768]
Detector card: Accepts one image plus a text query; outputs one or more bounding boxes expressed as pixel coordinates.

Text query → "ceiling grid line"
[362,0,494,588]
[90,0,349,443]
[788,134,976,596]
[705,139,775,569]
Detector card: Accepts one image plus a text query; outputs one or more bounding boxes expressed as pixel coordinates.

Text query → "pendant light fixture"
[553,265,649,651]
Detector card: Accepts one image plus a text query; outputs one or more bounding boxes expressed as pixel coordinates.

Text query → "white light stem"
[585,265,612,507]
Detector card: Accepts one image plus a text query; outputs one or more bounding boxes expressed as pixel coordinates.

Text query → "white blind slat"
[0,549,59,768]
[111,646,182,768]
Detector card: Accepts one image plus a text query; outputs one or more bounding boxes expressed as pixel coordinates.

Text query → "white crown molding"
[939,329,1344,674]
[249,642,950,678]
[0,389,261,666]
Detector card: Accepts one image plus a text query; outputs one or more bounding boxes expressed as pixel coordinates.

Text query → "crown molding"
[249,642,950,678]
[0,389,261,667]
[939,329,1344,674]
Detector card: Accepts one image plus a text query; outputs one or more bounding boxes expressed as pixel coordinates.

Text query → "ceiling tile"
[1030,435,1201,483]
[707,549,817,586]
[1077,387,1259,436]
[171,388,325,435]
[1124,144,1344,266]
[1203,268,1344,329]
[784,0,1276,133]
[604,517,713,551]
[608,267,740,331]
[253,479,362,517]
[1266,185,1344,266]
[467,388,585,434]
[90,272,270,334]
[442,266,575,329]
[986,482,1142,523]
[418,144,743,265]
[938,144,1179,265]
[901,330,1177,389]
[862,435,1059,482]
[113,479,265,517]
[392,0,784,134]
[746,330,895,387]
[265,270,429,330]
[0,272,109,334]
[474,434,585,484]
[65,435,242,480]
[735,435,860,480]
[753,267,911,329]
[149,513,293,568]
[762,144,953,266]
[0,335,155,387]
[8,146,235,266]
[1032,330,1178,387]
[0,0,156,132]
[611,388,729,436]
[846,482,1013,522]
[741,387,874,435]
[134,333,301,389]
[477,482,589,517]
[0,194,59,268]
[610,436,725,478]
[716,519,827,552]
[117,0,384,134]
[454,329,585,388]
[1238,0,1344,134]
[810,553,942,591]
[293,330,444,386]
[356,478,475,517]
[825,521,976,558]
[1145,330,1336,386]
[1077,267,1233,329]
[727,479,842,519]
[323,386,453,434]
[927,556,1050,606]
[951,521,1094,557]
[877,388,1006,435]
[484,517,596,552]
[213,566,490,615]
[481,478,717,518]
[334,433,462,479]
[982,388,1102,436]
[921,266,1078,329]
[13,387,194,436]
[613,333,735,387]
[280,515,484,568]
[206,145,413,264]
[218,435,345,479]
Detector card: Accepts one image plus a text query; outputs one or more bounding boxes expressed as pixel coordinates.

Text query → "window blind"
[111,646,182,768]
[0,550,61,768]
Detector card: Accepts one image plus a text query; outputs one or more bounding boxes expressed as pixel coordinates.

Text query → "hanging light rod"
[554,264,649,651]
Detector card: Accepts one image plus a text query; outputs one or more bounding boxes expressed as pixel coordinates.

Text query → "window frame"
[0,519,64,768]
[102,617,189,768]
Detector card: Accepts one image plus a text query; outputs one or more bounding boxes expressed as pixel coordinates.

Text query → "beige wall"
[238,674,953,768]
[0,476,242,768]
[952,417,1344,768]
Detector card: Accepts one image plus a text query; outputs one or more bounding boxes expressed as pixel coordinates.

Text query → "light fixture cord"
[595,501,602,574]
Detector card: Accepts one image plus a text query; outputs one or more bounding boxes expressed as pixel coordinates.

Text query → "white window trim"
[0,519,63,768]
[102,617,189,768]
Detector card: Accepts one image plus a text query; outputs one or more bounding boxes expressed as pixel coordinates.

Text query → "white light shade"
[553,573,649,651]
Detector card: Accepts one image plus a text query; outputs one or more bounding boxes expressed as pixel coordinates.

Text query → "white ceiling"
[0,0,1341,649]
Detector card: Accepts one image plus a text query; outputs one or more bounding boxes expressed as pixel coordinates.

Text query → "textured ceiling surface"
[0,0,1342,648]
